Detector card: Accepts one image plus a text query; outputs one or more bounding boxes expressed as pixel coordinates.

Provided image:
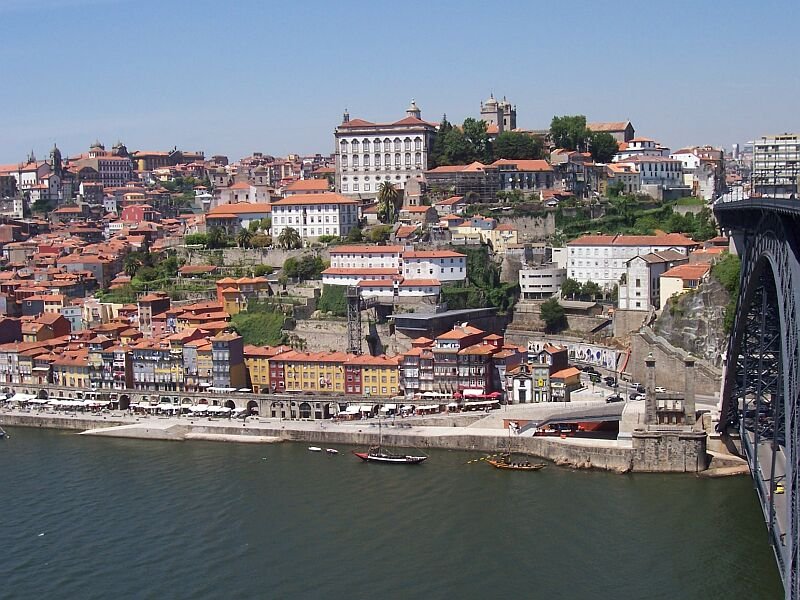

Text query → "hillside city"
[0,95,790,418]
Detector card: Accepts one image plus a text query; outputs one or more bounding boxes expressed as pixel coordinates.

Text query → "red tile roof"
[660,263,710,280]
[271,193,357,206]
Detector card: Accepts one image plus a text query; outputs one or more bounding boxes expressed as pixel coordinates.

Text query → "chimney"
[645,352,657,425]
[684,357,696,426]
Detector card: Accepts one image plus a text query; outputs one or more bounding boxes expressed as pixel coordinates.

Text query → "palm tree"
[206,226,227,249]
[236,227,253,249]
[377,181,401,224]
[123,254,140,278]
[278,226,302,250]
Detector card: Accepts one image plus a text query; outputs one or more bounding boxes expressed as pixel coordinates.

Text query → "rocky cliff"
[652,276,729,367]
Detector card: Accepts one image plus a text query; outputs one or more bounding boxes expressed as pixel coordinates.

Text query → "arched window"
[374,138,381,149]
[405,153,411,165]
[374,153,381,166]
[414,137,422,151]
[394,138,402,152]
[385,153,391,167]
[342,155,348,167]
[340,140,348,153]
[414,152,421,166]
[362,139,370,152]
[363,154,370,166]
[351,139,359,152]
[394,153,401,166]
[404,138,412,151]
[384,138,391,152]
[353,155,359,167]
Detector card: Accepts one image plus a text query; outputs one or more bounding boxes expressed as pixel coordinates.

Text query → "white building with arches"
[334,101,437,199]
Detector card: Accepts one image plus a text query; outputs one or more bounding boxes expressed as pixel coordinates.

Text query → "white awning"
[448,402,460,408]
[400,405,415,411]
[198,382,212,387]
[358,405,373,412]
[417,404,439,410]
[9,393,36,403]
[344,405,360,414]
[464,400,498,407]
[384,404,397,410]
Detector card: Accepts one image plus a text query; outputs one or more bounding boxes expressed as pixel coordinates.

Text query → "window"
[415,152,421,166]
[385,153,391,167]
[414,137,422,151]
[363,154,370,166]
[364,184,370,191]
[353,184,359,191]
[375,154,380,166]
[384,138,391,151]
[341,156,348,167]
[405,153,411,165]
[342,184,348,191]
[362,139,370,151]
[404,138,411,151]
[353,155,359,167]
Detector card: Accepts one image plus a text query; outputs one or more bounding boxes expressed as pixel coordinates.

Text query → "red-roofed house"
[659,263,711,308]
[271,192,359,241]
[567,233,699,291]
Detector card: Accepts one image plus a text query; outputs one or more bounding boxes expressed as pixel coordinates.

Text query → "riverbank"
[1,408,638,472]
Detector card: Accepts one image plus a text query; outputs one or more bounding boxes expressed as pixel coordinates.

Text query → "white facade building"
[328,245,404,270]
[357,278,441,299]
[752,133,799,196]
[270,192,359,241]
[566,234,697,290]
[618,250,688,311]
[322,246,466,288]
[614,138,669,161]
[334,101,437,199]
[401,250,467,283]
[519,264,566,300]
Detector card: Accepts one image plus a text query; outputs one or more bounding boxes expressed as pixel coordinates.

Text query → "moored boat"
[353,418,427,464]
[352,448,427,464]
[487,454,545,471]
[308,446,322,452]
[325,448,338,455]
[0,426,7,439]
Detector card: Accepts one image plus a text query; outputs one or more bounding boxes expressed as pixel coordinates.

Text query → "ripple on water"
[0,429,785,600]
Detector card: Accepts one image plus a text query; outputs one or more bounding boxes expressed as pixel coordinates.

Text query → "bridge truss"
[718,206,800,599]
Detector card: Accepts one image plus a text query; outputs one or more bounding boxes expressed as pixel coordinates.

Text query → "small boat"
[308,446,322,452]
[325,448,338,455]
[487,454,545,471]
[353,418,427,464]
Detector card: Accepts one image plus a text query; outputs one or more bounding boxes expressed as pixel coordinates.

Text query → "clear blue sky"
[1,0,798,163]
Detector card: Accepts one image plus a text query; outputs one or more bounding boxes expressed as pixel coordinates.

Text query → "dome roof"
[484,94,497,106]
[406,99,420,112]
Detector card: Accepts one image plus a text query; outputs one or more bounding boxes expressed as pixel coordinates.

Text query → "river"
[0,427,783,599]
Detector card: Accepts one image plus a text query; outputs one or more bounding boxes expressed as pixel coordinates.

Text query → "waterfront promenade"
[1,402,639,471]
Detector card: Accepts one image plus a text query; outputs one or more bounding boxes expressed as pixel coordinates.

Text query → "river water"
[0,427,783,599]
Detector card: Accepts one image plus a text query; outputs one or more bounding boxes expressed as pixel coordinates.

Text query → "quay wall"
[2,412,636,472]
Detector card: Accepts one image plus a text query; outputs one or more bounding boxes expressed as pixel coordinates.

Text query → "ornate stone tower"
[406,99,421,120]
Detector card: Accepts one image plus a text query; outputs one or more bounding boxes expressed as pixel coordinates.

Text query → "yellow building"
[243,345,290,393]
[215,277,271,316]
[51,353,91,388]
[351,355,401,397]
[276,351,348,393]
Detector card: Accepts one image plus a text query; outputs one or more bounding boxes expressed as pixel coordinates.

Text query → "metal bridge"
[715,193,800,599]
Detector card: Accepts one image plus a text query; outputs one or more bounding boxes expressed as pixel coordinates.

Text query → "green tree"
[346,227,364,242]
[277,226,302,249]
[206,226,228,249]
[581,280,602,301]
[540,298,567,333]
[607,181,625,197]
[377,181,401,224]
[440,127,474,165]
[252,264,274,277]
[184,233,208,247]
[250,233,272,248]
[236,228,253,248]
[123,254,141,277]
[429,115,453,168]
[561,278,582,299]
[462,118,492,163]
[589,132,619,163]
[366,224,393,243]
[248,220,260,233]
[550,115,589,151]
[493,131,543,160]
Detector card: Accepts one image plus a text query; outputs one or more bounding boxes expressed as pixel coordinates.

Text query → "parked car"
[655,386,667,393]
[632,383,645,394]
[604,376,617,387]
[581,365,596,373]
[605,395,624,403]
